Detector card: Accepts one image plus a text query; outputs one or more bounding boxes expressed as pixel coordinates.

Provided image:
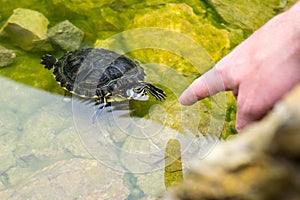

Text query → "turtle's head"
[126,87,149,101]
[41,54,57,70]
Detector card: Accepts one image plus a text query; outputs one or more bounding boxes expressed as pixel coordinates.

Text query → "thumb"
[179,67,226,106]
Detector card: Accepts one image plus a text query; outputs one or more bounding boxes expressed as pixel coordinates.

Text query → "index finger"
[179,67,226,106]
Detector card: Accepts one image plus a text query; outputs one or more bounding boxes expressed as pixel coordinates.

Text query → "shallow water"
[0,72,223,199]
[0,1,232,199]
[0,0,274,198]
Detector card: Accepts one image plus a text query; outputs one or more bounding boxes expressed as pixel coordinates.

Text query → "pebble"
[47,20,84,51]
[0,45,15,67]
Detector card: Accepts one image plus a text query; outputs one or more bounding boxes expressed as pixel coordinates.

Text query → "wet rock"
[100,6,129,30]
[164,139,183,189]
[162,84,300,200]
[95,3,228,75]
[0,128,17,177]
[0,159,130,200]
[52,0,110,15]
[208,0,297,31]
[122,173,148,200]
[47,20,84,51]
[0,77,91,188]
[0,76,132,199]
[127,3,230,63]
[0,8,52,51]
[14,100,92,166]
[137,171,166,198]
[0,45,16,67]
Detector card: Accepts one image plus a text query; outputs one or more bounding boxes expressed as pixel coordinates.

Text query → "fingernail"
[179,87,197,106]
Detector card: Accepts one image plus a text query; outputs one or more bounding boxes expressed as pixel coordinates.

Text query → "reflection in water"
[74,99,196,173]
[73,63,222,173]
[164,139,183,188]
[0,76,128,198]
[0,75,221,198]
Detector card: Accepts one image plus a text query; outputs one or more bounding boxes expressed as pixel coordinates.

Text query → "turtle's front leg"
[92,96,111,123]
[135,82,166,101]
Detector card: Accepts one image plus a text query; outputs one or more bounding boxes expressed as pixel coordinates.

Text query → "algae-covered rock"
[164,139,183,189]
[100,6,131,30]
[0,8,52,51]
[47,20,84,51]
[208,0,297,31]
[128,3,230,63]
[0,45,15,67]
[51,0,112,14]
[96,3,229,75]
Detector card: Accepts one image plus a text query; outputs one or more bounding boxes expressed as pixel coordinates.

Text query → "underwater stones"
[0,129,17,178]
[208,0,294,31]
[128,3,230,63]
[52,0,110,14]
[164,139,183,189]
[0,159,129,199]
[162,84,300,200]
[47,20,84,51]
[18,100,91,160]
[0,45,15,67]
[136,171,166,197]
[0,8,85,52]
[0,8,52,51]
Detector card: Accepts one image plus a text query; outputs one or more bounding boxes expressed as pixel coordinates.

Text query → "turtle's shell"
[53,48,145,100]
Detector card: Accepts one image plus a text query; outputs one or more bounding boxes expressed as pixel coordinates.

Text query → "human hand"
[179,2,300,132]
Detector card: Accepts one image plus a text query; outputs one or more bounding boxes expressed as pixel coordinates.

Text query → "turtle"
[41,48,166,118]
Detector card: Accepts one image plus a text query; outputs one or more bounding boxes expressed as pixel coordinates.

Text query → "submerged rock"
[47,20,84,51]
[208,0,298,31]
[164,139,183,189]
[51,0,110,14]
[137,170,166,198]
[0,45,15,67]
[0,8,52,51]
[127,3,230,64]
[162,84,300,200]
[0,76,131,199]
[0,159,129,200]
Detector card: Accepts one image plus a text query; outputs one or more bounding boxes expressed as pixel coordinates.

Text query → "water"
[0,71,223,199]
[0,1,234,199]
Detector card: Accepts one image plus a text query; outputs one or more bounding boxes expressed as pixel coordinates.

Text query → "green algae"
[0,0,295,144]
[126,3,230,62]
[0,0,294,143]
[164,139,183,188]
[0,49,64,95]
[207,0,297,31]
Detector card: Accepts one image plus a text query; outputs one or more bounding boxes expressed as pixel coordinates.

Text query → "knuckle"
[238,100,266,122]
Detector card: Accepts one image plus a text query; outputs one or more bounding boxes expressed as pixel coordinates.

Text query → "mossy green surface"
[164,139,183,189]
[3,1,298,129]
[0,0,294,138]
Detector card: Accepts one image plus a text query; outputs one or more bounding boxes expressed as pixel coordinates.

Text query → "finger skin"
[179,1,300,132]
[179,67,226,106]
